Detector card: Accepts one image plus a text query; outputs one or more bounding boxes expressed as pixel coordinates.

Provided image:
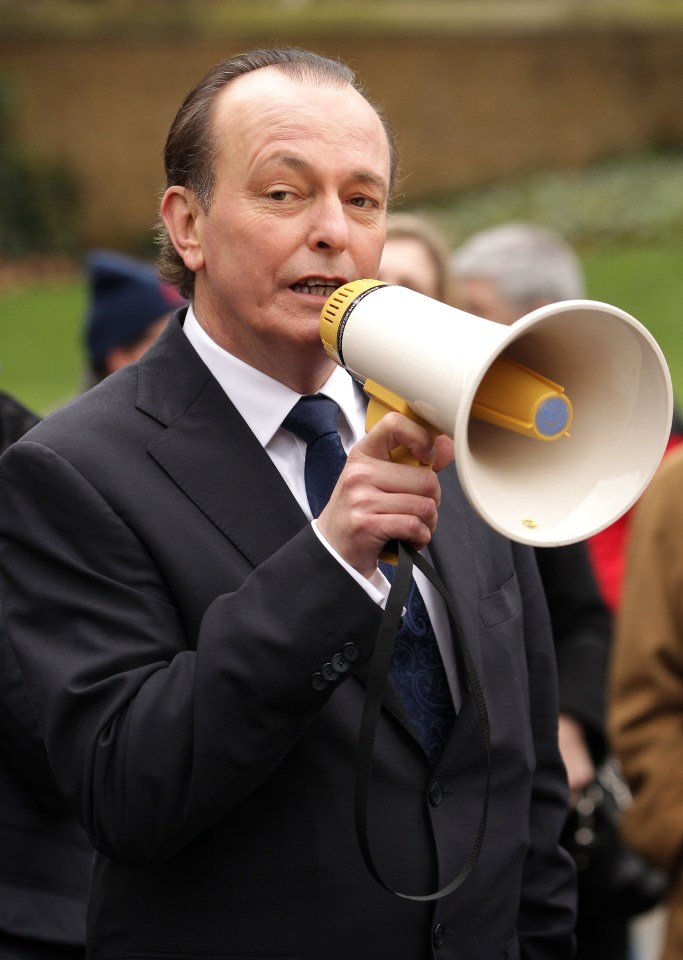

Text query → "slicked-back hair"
[157,47,399,299]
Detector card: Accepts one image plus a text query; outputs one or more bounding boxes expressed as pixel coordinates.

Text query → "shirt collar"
[182,304,367,447]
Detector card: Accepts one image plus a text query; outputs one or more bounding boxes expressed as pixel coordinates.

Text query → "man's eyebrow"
[266,154,308,172]
[353,170,389,194]
[262,154,388,193]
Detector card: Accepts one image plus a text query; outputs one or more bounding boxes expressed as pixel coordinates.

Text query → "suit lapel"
[136,313,308,569]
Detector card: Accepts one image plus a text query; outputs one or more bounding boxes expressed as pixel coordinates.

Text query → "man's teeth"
[291,280,340,296]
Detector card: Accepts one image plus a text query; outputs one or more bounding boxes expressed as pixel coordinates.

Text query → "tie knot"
[283,395,341,445]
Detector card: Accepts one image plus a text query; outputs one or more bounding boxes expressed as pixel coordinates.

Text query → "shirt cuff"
[311,520,390,609]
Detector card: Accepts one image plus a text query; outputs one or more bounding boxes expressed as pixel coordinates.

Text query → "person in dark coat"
[0,390,92,959]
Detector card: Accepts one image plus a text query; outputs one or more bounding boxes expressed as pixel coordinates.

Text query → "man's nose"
[307,197,350,251]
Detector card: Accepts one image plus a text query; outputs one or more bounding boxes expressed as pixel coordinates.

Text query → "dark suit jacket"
[536,543,612,763]
[0,391,92,947]
[0,313,575,960]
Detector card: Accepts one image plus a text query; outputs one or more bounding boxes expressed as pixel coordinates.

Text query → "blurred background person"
[609,444,683,960]
[450,220,667,960]
[450,221,584,324]
[451,221,683,616]
[375,212,455,303]
[84,248,185,387]
[0,386,92,960]
[0,390,37,452]
[0,247,185,957]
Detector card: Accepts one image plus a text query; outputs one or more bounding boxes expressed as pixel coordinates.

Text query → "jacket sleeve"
[609,449,683,873]
[0,609,74,813]
[0,438,382,867]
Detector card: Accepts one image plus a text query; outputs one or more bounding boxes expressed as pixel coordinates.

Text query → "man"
[450,222,585,327]
[0,50,575,959]
[450,222,636,960]
[376,212,454,303]
[0,391,38,451]
[0,391,91,960]
[83,248,185,386]
[609,445,683,960]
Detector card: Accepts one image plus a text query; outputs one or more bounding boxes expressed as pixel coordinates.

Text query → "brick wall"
[2,24,682,246]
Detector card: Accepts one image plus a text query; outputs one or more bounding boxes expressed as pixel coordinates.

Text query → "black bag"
[561,758,668,918]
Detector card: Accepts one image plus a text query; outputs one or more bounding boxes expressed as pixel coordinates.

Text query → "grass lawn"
[1,277,86,414]
[0,243,683,414]
[1,238,682,418]
[583,242,683,404]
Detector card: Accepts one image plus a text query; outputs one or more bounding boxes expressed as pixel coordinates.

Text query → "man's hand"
[558,712,595,807]
[316,412,451,578]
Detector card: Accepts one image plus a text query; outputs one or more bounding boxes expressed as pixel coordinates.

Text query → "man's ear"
[161,186,205,274]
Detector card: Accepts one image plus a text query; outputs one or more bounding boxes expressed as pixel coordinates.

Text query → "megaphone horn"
[320,280,673,547]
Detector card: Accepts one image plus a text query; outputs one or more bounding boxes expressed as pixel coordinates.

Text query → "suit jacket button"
[433,922,445,949]
[311,672,328,691]
[332,652,350,674]
[342,642,359,663]
[321,661,339,682]
[429,781,444,806]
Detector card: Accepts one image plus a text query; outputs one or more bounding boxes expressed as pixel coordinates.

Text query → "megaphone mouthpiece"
[473,356,572,441]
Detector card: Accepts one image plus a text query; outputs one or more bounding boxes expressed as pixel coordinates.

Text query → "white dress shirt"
[183,305,459,709]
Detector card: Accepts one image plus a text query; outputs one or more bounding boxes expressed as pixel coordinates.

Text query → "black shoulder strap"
[354,540,491,900]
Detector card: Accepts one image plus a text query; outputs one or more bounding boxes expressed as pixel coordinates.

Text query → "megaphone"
[320,279,673,547]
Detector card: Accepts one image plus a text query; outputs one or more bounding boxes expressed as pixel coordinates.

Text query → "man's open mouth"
[290,277,343,297]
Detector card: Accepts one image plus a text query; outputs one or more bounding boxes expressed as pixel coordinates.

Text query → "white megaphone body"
[320,279,673,547]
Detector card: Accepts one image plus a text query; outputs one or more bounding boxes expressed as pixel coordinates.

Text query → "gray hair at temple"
[451,222,585,310]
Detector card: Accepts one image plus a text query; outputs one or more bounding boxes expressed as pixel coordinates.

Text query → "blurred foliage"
[415,149,683,252]
[0,76,82,259]
[4,147,683,413]
[5,0,683,40]
[0,279,85,412]
[401,150,683,407]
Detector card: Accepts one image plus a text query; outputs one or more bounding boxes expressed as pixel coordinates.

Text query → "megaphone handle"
[364,379,438,565]
[364,379,438,466]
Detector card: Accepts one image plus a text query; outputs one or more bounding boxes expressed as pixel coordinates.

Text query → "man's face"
[455,276,523,326]
[184,68,391,385]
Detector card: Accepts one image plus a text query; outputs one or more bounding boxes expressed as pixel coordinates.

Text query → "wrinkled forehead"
[211,67,392,185]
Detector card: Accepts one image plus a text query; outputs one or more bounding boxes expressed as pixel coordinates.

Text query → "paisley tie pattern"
[381,560,456,766]
[284,394,455,765]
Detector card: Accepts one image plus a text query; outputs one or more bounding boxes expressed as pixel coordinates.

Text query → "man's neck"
[191,303,337,395]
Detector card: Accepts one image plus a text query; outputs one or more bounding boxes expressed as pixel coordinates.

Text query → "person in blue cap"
[84,249,185,386]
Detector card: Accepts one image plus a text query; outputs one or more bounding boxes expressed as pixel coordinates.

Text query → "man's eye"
[350,196,375,209]
[269,190,293,201]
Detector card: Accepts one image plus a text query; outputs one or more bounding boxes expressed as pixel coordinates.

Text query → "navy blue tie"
[283,395,347,519]
[283,394,455,765]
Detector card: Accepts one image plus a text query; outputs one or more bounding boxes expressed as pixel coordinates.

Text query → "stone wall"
[2,23,682,246]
